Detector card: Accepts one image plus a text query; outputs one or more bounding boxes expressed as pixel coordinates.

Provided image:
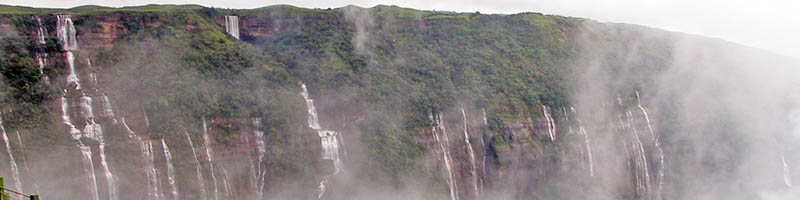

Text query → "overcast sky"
[2,0,799,59]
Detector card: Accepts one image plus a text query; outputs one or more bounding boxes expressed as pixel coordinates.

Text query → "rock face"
[0,4,798,200]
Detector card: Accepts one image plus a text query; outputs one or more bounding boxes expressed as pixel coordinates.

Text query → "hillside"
[0,4,798,200]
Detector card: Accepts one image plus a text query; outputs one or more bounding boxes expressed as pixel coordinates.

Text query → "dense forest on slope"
[0,4,798,200]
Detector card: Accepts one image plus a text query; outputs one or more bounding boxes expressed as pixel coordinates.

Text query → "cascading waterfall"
[61,93,102,198]
[319,131,342,174]
[253,119,267,199]
[183,129,208,200]
[300,83,344,199]
[79,144,101,200]
[14,130,38,193]
[635,91,665,200]
[33,16,49,82]
[35,16,46,44]
[96,141,118,200]
[61,95,81,139]
[102,94,114,118]
[460,108,479,199]
[59,15,81,90]
[99,141,118,200]
[221,168,233,199]
[224,15,240,39]
[66,52,80,89]
[782,156,792,187]
[627,111,651,199]
[0,112,23,192]
[430,112,458,200]
[541,105,557,142]
[162,139,180,200]
[480,108,488,195]
[202,118,221,200]
[577,119,594,177]
[301,84,322,130]
[35,53,49,83]
[141,140,162,200]
[57,15,78,50]
[78,90,119,200]
[123,116,162,200]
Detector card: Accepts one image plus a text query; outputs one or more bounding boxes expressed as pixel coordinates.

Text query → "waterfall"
[431,112,458,200]
[35,53,49,83]
[61,95,81,139]
[57,15,78,50]
[123,118,160,200]
[202,118,221,200]
[0,112,23,192]
[627,111,651,199]
[66,52,81,89]
[161,139,179,200]
[301,84,322,130]
[142,140,162,200]
[57,14,121,200]
[79,144,100,200]
[224,15,240,39]
[577,120,594,177]
[319,131,342,174]
[183,129,208,200]
[460,108,479,199]
[253,119,267,199]
[541,105,557,142]
[59,15,81,89]
[35,16,46,44]
[221,167,233,199]
[782,156,793,187]
[14,131,38,193]
[99,141,118,200]
[62,95,101,198]
[480,108,488,195]
[102,94,114,118]
[318,180,328,199]
[300,83,344,199]
[79,93,95,121]
[636,91,665,200]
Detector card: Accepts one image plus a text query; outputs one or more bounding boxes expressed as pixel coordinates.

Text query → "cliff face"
[0,4,798,200]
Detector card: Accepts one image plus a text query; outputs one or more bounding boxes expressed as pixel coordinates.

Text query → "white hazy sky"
[2,0,799,59]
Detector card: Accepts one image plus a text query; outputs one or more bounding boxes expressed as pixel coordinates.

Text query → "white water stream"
[431,112,458,200]
[224,15,240,39]
[183,129,208,200]
[300,83,344,199]
[0,112,22,192]
[162,139,180,200]
[461,108,479,199]
[202,118,221,200]
[636,91,665,200]
[541,105,557,141]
